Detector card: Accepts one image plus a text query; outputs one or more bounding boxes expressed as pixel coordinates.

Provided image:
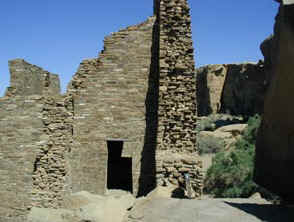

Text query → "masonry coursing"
[0,0,203,220]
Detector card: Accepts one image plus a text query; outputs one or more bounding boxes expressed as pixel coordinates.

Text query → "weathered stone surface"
[67,16,156,197]
[153,0,202,198]
[27,191,135,222]
[156,0,197,154]
[254,1,294,201]
[215,124,247,135]
[0,59,67,221]
[0,0,203,219]
[125,198,293,222]
[196,64,227,115]
[196,62,267,116]
[156,152,203,198]
[31,95,73,209]
[0,96,43,222]
[198,124,247,150]
[5,59,60,97]
[199,131,233,140]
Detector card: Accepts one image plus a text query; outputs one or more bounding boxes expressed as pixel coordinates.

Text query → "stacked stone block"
[157,0,197,153]
[0,61,69,221]
[0,1,203,219]
[5,59,60,97]
[156,153,203,197]
[31,95,73,209]
[0,95,44,222]
[155,0,203,197]
[67,17,156,196]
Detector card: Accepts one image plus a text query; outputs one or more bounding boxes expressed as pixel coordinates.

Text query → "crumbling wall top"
[5,59,60,97]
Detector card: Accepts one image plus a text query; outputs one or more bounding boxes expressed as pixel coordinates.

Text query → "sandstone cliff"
[196,62,266,116]
[254,0,294,201]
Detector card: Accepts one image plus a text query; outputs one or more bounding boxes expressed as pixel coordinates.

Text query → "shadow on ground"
[225,201,294,222]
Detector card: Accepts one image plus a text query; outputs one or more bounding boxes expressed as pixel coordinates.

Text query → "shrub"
[197,135,225,155]
[204,115,261,198]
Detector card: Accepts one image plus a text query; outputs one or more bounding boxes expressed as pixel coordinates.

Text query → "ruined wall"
[157,0,197,152]
[0,2,203,215]
[196,62,267,116]
[254,1,294,201]
[155,0,202,197]
[31,95,73,208]
[67,17,156,196]
[0,61,71,221]
[5,59,60,97]
[0,96,43,222]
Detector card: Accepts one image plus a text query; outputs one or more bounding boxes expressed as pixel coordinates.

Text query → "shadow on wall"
[137,18,160,197]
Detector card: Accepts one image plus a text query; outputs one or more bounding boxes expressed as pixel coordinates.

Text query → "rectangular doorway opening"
[107,140,133,193]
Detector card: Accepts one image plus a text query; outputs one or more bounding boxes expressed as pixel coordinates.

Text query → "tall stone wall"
[31,95,73,209]
[5,59,60,97]
[254,1,294,201]
[0,96,43,222]
[0,2,203,218]
[157,0,197,152]
[0,61,71,221]
[155,0,202,197]
[67,17,156,196]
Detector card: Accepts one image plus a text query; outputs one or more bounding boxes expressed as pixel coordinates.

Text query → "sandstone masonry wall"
[0,96,43,222]
[157,0,197,153]
[5,59,60,97]
[67,17,156,196]
[155,0,202,197]
[0,1,203,217]
[0,61,69,221]
[31,95,73,209]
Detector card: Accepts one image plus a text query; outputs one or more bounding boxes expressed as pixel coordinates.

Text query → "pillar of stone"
[155,0,203,197]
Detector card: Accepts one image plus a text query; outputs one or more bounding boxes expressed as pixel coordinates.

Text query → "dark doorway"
[107,140,133,193]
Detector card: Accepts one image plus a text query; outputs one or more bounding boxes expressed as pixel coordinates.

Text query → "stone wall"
[31,95,73,209]
[155,0,202,197]
[254,1,294,201]
[67,17,156,196]
[0,1,203,218]
[0,96,43,222]
[0,61,70,221]
[5,59,60,97]
[156,153,203,197]
[157,0,197,153]
[196,63,267,116]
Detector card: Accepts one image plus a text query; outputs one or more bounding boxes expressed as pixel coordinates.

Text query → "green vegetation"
[204,115,261,198]
[197,135,225,155]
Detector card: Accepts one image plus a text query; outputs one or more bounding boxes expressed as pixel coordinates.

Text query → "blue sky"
[0,0,279,96]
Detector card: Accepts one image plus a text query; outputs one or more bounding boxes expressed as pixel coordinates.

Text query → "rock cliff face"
[196,62,266,116]
[254,1,294,201]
